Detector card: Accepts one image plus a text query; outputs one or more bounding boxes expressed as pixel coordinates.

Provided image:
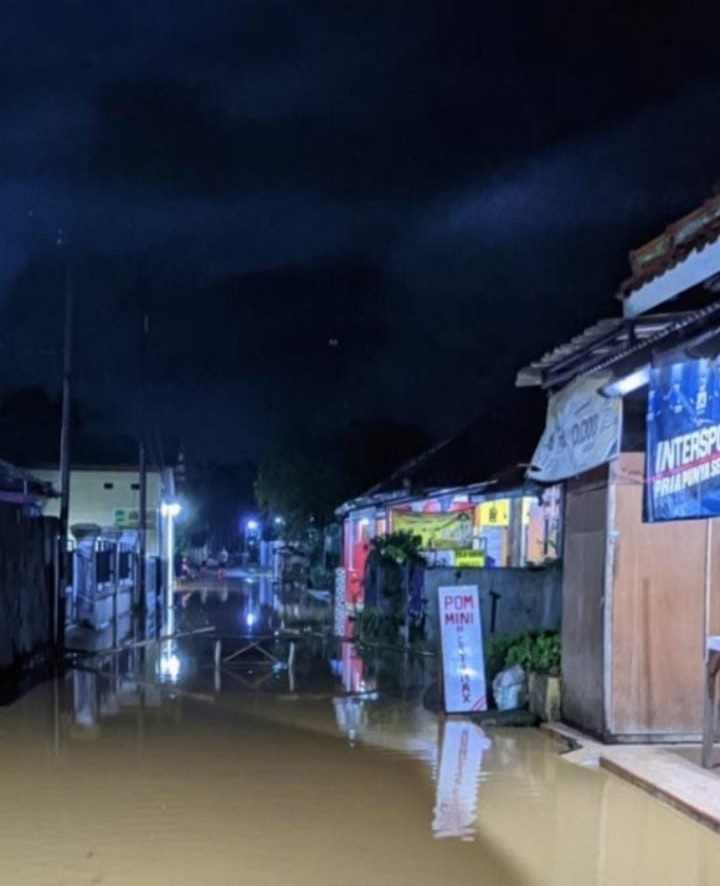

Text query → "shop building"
[334,405,563,645]
[518,192,720,743]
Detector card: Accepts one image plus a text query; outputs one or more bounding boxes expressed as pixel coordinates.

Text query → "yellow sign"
[454,549,486,568]
[478,499,510,527]
[392,510,473,549]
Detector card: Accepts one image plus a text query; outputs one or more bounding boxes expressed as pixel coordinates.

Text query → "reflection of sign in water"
[438,586,487,713]
[392,510,473,549]
[333,696,365,742]
[433,720,491,840]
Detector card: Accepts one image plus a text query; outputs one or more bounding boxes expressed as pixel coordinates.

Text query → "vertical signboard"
[646,359,720,521]
[438,586,487,713]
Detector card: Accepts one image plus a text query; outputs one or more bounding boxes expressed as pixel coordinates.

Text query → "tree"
[254,420,432,538]
[254,432,351,538]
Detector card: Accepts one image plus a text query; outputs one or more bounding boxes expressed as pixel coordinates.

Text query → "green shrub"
[353,606,402,645]
[506,630,561,675]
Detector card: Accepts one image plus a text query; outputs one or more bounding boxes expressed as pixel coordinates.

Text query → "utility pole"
[56,251,74,653]
[137,312,149,613]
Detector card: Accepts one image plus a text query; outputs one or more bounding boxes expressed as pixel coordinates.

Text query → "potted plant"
[506,631,561,722]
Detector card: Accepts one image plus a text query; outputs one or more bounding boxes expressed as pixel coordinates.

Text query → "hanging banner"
[438,586,487,713]
[528,373,622,482]
[645,359,720,521]
[392,509,473,549]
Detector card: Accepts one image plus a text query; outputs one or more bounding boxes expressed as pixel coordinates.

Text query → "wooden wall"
[561,469,608,737]
[608,453,720,740]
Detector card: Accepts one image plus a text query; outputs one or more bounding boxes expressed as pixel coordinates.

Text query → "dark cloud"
[3,1,720,459]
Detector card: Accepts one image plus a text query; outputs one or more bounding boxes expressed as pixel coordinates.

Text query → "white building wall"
[33,467,164,555]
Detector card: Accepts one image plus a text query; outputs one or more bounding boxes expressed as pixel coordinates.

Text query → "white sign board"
[528,372,622,483]
[433,720,491,840]
[438,586,487,713]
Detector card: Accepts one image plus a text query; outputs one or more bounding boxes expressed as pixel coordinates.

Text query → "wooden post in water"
[214,639,222,693]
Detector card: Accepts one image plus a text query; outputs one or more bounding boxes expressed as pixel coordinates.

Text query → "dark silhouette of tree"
[254,420,431,535]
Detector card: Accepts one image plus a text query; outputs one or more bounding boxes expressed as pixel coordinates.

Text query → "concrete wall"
[424,562,562,642]
[33,467,163,555]
[0,504,56,677]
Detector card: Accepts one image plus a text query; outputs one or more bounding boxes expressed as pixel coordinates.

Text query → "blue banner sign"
[646,359,720,521]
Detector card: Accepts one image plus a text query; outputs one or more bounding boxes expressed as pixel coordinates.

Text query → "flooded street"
[1,625,720,886]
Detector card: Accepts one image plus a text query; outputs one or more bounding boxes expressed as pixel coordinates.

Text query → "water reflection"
[0,649,718,886]
[4,607,720,885]
[433,720,491,841]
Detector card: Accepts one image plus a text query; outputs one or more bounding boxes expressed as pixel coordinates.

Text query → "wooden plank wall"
[609,453,720,740]
[561,470,608,737]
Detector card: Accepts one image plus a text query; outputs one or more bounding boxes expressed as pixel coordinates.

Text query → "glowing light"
[602,365,650,397]
[160,652,181,682]
[246,519,259,532]
[246,612,256,627]
[161,502,181,518]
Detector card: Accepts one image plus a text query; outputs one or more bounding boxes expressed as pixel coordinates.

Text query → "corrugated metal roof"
[516,304,720,390]
[335,395,547,516]
[335,464,540,518]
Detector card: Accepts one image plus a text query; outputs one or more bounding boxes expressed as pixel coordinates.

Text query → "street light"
[601,365,650,398]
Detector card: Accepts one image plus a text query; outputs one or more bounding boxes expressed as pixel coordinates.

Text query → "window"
[103,482,114,490]
[131,483,140,490]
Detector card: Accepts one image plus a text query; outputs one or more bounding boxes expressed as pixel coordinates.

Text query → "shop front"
[518,195,720,743]
[335,478,562,641]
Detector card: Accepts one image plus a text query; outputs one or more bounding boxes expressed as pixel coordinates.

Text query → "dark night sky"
[3,1,720,460]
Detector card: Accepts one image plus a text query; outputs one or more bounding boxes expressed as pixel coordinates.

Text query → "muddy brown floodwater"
[0,665,719,886]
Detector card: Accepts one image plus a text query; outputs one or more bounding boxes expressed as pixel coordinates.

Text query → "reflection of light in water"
[159,652,181,682]
[432,720,491,842]
[73,670,98,728]
[333,697,364,744]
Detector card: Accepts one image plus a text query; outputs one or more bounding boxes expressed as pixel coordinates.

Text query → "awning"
[516,302,720,391]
